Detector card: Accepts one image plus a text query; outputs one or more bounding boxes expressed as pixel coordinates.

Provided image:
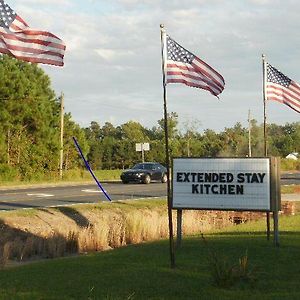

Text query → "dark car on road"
[120,162,167,184]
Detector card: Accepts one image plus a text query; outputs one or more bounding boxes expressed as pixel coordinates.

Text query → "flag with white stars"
[266,63,300,113]
[165,35,225,97]
[0,0,65,66]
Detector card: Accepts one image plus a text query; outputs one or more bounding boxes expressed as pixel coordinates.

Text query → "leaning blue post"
[72,137,111,202]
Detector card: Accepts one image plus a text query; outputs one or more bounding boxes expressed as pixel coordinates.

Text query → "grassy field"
[0,214,299,299]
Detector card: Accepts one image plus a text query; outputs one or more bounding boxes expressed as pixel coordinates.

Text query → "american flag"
[266,63,300,113]
[0,0,65,66]
[165,35,225,97]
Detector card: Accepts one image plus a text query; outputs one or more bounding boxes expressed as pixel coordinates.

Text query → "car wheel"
[122,179,129,184]
[143,174,151,184]
[161,173,167,183]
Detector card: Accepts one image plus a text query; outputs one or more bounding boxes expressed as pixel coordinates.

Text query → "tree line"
[0,56,299,180]
[84,114,299,170]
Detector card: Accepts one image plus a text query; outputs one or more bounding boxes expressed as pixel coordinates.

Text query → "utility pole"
[248,109,252,157]
[59,93,64,180]
[187,131,190,157]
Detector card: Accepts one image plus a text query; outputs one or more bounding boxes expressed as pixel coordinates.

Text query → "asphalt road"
[280,172,300,185]
[0,182,167,210]
[0,173,298,211]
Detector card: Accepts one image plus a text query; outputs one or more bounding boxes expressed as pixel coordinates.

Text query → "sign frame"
[172,157,281,212]
[135,143,150,152]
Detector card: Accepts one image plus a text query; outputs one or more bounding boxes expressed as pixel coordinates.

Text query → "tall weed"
[201,234,257,288]
[0,204,267,266]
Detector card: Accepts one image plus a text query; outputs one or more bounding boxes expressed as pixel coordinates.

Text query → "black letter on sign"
[237,173,244,183]
[211,185,219,194]
[258,173,266,183]
[227,173,234,182]
[184,173,190,182]
[177,172,183,182]
[192,184,199,194]
[236,185,244,195]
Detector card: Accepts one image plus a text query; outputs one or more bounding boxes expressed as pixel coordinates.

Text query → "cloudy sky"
[9,0,300,132]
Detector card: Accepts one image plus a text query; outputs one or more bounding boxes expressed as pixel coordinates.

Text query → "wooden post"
[7,128,10,165]
[271,157,281,247]
[141,143,145,163]
[59,93,64,180]
[266,213,270,240]
[273,210,279,246]
[176,209,182,248]
[248,109,252,157]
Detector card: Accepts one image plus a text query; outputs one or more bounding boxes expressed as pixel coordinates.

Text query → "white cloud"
[16,0,71,5]
[21,0,300,130]
[95,48,135,61]
[248,0,273,4]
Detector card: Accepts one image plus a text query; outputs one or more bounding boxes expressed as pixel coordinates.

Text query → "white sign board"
[136,143,150,152]
[172,158,271,211]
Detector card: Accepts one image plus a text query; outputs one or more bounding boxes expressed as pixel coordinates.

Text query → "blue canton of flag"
[166,35,225,97]
[266,64,300,113]
[0,0,65,66]
[0,1,17,28]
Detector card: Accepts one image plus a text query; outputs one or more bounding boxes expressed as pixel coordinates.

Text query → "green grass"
[0,169,122,186]
[0,215,299,299]
[281,184,300,194]
[0,199,167,219]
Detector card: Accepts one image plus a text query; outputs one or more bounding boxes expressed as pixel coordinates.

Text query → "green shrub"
[281,158,300,171]
[62,169,122,181]
[0,164,19,181]
[94,169,122,180]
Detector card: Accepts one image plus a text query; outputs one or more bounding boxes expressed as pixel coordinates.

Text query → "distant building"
[285,152,299,160]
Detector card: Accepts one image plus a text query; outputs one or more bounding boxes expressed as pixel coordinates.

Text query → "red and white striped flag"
[165,35,225,97]
[266,63,300,113]
[0,0,65,66]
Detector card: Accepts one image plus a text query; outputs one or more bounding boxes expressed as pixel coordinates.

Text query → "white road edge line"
[81,189,103,193]
[27,193,54,197]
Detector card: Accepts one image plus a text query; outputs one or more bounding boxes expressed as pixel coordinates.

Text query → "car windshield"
[132,163,154,170]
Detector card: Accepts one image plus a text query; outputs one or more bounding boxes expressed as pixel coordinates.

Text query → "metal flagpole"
[262,54,268,157]
[160,24,175,268]
[262,54,271,240]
